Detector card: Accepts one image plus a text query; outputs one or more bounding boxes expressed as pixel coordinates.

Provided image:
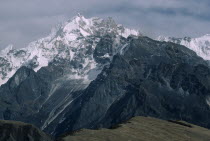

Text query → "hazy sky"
[0,0,210,50]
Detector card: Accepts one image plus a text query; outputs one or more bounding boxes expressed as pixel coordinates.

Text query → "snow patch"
[157,35,210,60]
[0,14,139,86]
[206,96,210,107]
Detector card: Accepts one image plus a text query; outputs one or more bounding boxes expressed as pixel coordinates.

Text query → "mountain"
[157,34,210,60]
[51,36,210,136]
[0,14,139,86]
[0,15,139,135]
[57,116,210,141]
[1,15,210,137]
[0,120,52,141]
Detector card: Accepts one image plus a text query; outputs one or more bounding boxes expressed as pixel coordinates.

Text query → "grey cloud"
[0,0,210,50]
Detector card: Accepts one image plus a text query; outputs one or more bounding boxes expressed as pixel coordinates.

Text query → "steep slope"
[1,15,210,138]
[0,120,52,141]
[0,14,139,86]
[157,34,210,60]
[58,116,210,141]
[51,36,210,136]
[1,35,210,137]
[0,15,138,135]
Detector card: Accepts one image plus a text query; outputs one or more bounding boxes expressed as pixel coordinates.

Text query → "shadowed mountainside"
[0,120,52,141]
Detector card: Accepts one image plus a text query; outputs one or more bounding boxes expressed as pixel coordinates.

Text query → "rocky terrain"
[52,36,210,136]
[0,15,138,135]
[0,15,210,138]
[158,35,210,60]
[0,120,52,141]
[0,14,138,86]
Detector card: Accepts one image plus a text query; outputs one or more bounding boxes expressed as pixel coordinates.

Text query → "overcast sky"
[0,0,210,50]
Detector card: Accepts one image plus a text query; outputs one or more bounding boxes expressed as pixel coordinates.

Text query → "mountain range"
[157,34,210,60]
[0,14,210,138]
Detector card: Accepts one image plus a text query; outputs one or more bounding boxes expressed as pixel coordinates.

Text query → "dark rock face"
[0,60,88,131]
[0,120,52,141]
[0,33,125,135]
[93,35,114,64]
[0,66,48,120]
[52,37,210,136]
[1,36,210,137]
[93,34,126,64]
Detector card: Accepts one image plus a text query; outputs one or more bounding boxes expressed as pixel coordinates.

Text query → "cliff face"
[0,15,136,134]
[52,36,210,136]
[1,36,210,137]
[0,120,52,141]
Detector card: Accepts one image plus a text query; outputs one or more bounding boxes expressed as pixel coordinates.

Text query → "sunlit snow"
[0,14,139,86]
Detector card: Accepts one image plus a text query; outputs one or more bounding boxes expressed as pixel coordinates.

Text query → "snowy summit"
[157,35,210,60]
[0,14,139,86]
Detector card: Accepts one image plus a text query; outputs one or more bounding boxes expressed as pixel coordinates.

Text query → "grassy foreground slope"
[59,116,210,141]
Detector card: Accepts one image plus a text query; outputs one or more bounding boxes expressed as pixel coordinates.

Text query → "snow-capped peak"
[0,15,139,86]
[62,14,93,38]
[61,14,139,40]
[157,35,210,60]
[0,44,13,56]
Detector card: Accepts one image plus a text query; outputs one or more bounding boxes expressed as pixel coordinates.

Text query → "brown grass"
[60,116,210,141]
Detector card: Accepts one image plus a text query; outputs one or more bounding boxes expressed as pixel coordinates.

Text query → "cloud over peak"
[0,0,209,49]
